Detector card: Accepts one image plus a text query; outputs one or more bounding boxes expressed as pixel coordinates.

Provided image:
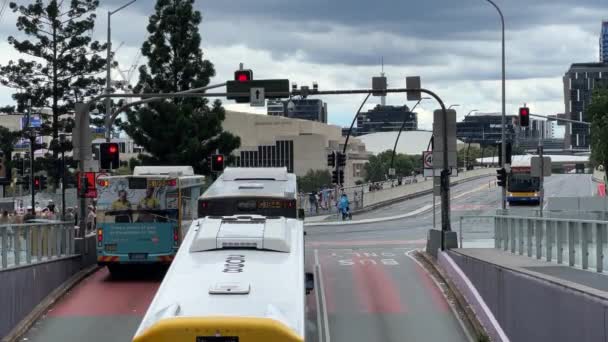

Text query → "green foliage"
[588,88,608,176]
[457,145,482,168]
[297,169,332,193]
[0,126,20,171]
[0,0,107,152]
[364,150,419,182]
[121,0,240,175]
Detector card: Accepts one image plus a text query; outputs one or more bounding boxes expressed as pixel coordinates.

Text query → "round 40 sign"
[423,151,433,168]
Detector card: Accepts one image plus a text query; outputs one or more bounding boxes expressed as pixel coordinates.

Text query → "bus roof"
[134,216,305,340]
[133,166,194,176]
[201,167,296,199]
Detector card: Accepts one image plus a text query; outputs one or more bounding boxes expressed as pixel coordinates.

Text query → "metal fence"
[494,215,608,272]
[0,222,76,269]
[457,215,496,248]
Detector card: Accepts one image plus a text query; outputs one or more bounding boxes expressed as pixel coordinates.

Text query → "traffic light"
[100,143,120,170]
[519,107,530,127]
[211,154,225,172]
[498,142,512,166]
[327,152,336,167]
[496,168,507,187]
[337,152,346,167]
[22,175,30,191]
[34,176,41,190]
[234,69,253,82]
[40,175,47,190]
[331,169,344,184]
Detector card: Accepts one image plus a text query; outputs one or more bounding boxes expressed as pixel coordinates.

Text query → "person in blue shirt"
[338,193,351,220]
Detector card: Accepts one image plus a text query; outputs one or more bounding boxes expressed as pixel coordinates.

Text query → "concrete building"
[456,112,516,146]
[563,63,608,150]
[223,111,369,186]
[354,104,417,136]
[266,99,327,123]
[601,21,608,63]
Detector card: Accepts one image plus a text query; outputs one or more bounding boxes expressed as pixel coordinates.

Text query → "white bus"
[95,166,205,272]
[132,215,312,342]
[198,167,299,219]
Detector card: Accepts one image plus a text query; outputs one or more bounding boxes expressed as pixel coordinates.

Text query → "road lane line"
[405,250,475,342]
[314,249,331,342]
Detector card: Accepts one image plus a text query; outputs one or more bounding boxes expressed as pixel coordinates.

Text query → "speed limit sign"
[423,151,433,168]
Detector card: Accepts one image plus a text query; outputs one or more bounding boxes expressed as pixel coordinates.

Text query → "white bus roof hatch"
[133,166,194,176]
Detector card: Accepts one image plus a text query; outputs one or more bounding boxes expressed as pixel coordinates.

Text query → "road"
[21,173,593,342]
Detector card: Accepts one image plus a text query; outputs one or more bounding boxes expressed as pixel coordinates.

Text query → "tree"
[588,88,608,180]
[121,0,239,175]
[458,145,482,169]
[0,0,107,184]
[0,127,20,174]
[297,169,331,193]
[364,150,418,182]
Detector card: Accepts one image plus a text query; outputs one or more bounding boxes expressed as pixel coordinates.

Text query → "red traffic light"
[216,155,223,162]
[519,107,530,127]
[108,144,118,153]
[34,178,40,186]
[234,69,253,82]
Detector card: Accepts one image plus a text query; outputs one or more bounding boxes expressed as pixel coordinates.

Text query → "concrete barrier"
[448,250,608,342]
[362,168,495,210]
[0,235,97,340]
[437,251,509,342]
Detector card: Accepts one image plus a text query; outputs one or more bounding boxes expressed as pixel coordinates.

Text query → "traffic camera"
[519,107,530,127]
[211,154,225,172]
[496,168,507,187]
[100,143,120,170]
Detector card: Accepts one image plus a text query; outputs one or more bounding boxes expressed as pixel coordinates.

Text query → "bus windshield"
[508,174,540,192]
[198,197,297,218]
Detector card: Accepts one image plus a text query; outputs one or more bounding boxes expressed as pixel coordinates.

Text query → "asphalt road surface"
[21,174,594,342]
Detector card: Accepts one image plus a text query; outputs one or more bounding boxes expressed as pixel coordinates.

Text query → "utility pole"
[26,100,35,213]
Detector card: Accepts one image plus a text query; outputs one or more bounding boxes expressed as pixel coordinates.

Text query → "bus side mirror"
[305,272,314,295]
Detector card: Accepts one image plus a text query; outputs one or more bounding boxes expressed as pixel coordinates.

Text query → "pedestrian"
[86,205,96,234]
[24,206,36,222]
[0,210,9,225]
[308,192,316,214]
[46,200,57,220]
[338,193,351,221]
[65,207,76,225]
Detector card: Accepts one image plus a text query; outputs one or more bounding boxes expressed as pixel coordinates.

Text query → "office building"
[563,63,608,149]
[266,99,327,123]
[354,105,417,136]
[601,21,608,63]
[456,113,516,146]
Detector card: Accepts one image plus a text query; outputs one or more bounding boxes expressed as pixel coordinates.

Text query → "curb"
[416,250,489,342]
[3,265,100,342]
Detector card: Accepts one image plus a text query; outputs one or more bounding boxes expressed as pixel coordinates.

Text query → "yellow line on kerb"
[133,316,303,342]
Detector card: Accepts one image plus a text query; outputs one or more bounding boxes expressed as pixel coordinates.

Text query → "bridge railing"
[0,221,76,270]
[494,215,608,273]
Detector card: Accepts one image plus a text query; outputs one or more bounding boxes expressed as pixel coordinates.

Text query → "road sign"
[423,151,433,168]
[250,87,265,107]
[432,109,457,168]
[531,156,552,177]
[406,76,421,101]
[226,79,289,103]
[388,168,396,176]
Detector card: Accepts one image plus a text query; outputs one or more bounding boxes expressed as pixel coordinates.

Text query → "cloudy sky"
[0,0,606,132]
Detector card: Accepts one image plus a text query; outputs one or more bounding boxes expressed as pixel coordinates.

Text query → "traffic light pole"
[29,135,35,213]
[85,85,454,250]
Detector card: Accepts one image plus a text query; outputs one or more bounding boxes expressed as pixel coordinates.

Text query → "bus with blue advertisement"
[95,166,205,274]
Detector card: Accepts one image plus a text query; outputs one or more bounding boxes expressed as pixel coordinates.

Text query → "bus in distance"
[95,166,205,274]
[507,166,541,205]
[198,167,299,219]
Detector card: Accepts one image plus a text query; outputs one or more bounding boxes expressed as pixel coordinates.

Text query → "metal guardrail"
[494,215,608,273]
[0,222,76,270]
[458,216,496,248]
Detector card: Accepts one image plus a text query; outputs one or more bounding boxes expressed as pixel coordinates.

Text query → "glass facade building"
[601,21,608,63]
[562,63,608,149]
[353,105,417,136]
[267,99,327,123]
[456,113,516,147]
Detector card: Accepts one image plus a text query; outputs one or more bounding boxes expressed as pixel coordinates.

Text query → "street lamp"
[390,97,431,172]
[105,0,137,141]
[448,104,460,110]
[467,109,479,117]
[464,109,479,172]
[484,0,507,210]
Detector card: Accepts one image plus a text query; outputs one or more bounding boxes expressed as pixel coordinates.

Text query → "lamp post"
[390,97,431,173]
[105,0,137,142]
[448,104,460,110]
[484,0,507,209]
[465,109,479,171]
